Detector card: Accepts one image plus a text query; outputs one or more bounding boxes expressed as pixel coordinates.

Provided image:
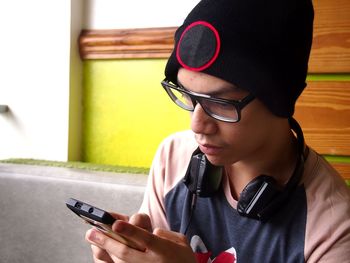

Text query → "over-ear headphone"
[183,118,305,222]
[183,147,223,198]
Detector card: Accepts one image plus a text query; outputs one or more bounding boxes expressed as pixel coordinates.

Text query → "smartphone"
[65,198,145,251]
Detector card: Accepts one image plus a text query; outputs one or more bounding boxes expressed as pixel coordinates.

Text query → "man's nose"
[190,103,217,135]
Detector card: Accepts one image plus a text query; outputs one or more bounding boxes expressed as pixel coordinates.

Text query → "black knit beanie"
[165,0,314,118]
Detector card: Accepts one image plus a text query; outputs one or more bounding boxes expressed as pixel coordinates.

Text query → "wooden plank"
[309,0,350,73]
[79,27,175,59]
[294,81,350,156]
[79,0,350,73]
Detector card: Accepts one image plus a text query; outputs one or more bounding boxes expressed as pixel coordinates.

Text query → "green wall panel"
[82,59,189,168]
[307,74,350,82]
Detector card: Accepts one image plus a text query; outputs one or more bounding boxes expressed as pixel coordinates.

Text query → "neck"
[226,121,298,200]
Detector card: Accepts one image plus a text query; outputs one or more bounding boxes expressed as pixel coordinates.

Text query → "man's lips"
[199,144,223,155]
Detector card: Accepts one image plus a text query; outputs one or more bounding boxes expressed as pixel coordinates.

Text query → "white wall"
[84,0,200,29]
[0,0,72,161]
[0,0,200,161]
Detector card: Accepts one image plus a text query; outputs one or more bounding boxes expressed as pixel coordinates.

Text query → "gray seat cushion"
[0,164,147,263]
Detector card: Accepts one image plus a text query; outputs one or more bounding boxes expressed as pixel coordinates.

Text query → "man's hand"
[85,213,196,263]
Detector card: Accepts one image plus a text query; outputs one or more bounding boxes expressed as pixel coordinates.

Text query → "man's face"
[177,68,280,166]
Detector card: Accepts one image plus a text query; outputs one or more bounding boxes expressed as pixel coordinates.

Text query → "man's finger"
[91,244,113,262]
[113,220,170,252]
[126,213,152,232]
[86,227,146,262]
[153,228,188,246]
[109,212,129,222]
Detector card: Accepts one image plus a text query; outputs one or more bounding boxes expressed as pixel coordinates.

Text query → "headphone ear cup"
[237,175,281,220]
[183,151,223,197]
[197,158,223,197]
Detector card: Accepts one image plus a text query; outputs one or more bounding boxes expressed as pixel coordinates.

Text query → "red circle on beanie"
[176,21,221,72]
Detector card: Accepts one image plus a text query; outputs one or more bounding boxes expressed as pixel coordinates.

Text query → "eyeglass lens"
[165,86,240,122]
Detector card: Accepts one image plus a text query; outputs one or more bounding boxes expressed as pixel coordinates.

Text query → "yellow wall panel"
[82,59,189,168]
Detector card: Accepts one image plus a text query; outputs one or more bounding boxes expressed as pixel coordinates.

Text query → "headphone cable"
[182,193,198,235]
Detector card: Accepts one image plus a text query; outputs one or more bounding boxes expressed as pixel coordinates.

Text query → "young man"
[86,0,350,262]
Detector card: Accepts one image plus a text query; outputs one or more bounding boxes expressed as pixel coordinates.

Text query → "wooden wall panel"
[309,0,350,73]
[79,27,175,59]
[79,0,350,73]
[294,81,350,156]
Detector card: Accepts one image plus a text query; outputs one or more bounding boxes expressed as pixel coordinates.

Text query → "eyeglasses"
[161,79,255,123]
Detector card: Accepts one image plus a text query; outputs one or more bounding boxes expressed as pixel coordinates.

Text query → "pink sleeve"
[139,131,198,230]
[304,152,350,262]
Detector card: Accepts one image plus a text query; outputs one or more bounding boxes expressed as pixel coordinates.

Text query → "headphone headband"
[254,118,305,220]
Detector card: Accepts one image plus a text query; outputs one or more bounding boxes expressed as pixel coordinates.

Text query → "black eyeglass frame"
[161,79,255,123]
